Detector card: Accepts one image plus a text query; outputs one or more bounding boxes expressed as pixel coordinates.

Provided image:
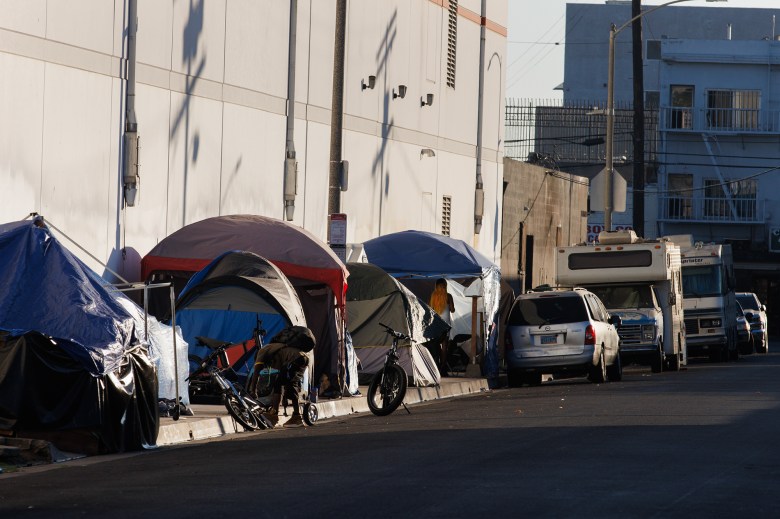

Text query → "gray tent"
[346,263,447,387]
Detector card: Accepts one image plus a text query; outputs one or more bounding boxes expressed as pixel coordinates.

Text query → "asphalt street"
[2,344,780,518]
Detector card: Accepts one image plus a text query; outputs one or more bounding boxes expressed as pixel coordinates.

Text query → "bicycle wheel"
[224,393,260,431]
[302,402,318,426]
[367,364,408,416]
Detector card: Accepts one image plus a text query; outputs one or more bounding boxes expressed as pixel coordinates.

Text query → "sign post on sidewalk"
[329,213,347,263]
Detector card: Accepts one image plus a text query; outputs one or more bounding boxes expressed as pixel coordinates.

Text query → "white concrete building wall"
[0,0,506,280]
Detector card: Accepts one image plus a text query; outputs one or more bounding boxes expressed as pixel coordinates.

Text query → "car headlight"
[642,325,655,341]
[701,318,721,328]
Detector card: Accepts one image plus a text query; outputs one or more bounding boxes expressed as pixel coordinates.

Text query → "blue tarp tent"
[0,218,158,453]
[362,230,497,279]
[363,230,502,381]
[362,230,501,324]
[0,219,137,376]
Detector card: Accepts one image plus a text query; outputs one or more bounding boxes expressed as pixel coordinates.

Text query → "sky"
[507,0,780,100]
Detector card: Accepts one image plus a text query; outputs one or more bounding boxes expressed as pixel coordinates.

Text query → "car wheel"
[606,352,622,382]
[739,337,754,356]
[651,343,664,373]
[526,372,543,386]
[729,342,740,361]
[507,368,523,388]
[588,348,607,383]
[667,352,681,372]
[719,343,731,362]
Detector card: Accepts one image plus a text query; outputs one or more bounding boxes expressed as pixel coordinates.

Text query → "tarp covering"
[362,230,502,330]
[0,332,158,453]
[0,219,158,452]
[346,263,445,386]
[363,230,503,379]
[140,215,349,393]
[0,220,136,376]
[176,251,307,375]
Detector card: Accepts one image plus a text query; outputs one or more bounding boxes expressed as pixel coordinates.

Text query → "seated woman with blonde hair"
[429,278,455,373]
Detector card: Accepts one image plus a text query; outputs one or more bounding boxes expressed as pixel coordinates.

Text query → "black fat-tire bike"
[367,323,410,416]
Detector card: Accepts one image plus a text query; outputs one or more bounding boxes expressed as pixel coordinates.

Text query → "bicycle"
[366,323,411,416]
[188,320,319,428]
[187,336,272,430]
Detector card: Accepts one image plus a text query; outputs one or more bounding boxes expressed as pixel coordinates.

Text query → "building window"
[645,91,660,108]
[667,173,693,219]
[646,40,661,60]
[670,85,694,129]
[706,90,760,130]
[704,178,757,219]
[441,195,452,236]
[446,0,458,89]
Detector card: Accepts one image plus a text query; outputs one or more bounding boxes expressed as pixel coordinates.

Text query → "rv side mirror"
[761,304,766,312]
[609,315,622,328]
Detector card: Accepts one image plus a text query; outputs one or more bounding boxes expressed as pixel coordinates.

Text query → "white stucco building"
[0,0,506,280]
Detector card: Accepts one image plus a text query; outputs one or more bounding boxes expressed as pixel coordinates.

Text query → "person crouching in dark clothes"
[251,326,315,428]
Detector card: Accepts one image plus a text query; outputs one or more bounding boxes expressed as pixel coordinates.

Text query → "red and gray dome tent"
[141,215,349,393]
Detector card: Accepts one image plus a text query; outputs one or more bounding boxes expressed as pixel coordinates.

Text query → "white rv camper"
[556,230,686,372]
[673,236,738,362]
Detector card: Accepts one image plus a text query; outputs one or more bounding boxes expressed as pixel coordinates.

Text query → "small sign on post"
[329,213,347,263]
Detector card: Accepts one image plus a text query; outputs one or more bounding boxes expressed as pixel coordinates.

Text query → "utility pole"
[473,0,486,236]
[283,0,298,221]
[631,0,645,237]
[328,0,347,219]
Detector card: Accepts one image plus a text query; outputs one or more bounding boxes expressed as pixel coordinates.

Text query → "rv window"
[589,285,655,309]
[568,250,652,270]
[682,265,723,297]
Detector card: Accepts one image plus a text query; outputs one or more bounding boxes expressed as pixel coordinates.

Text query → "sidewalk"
[157,376,490,446]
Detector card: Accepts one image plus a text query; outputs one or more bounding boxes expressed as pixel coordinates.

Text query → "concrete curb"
[157,377,489,446]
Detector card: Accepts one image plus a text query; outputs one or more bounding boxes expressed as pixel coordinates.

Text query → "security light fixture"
[420,148,436,158]
[361,75,376,90]
[421,93,434,107]
[393,85,407,99]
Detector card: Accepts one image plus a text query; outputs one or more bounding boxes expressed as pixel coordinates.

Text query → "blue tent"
[0,219,137,376]
[363,230,503,382]
[362,230,497,278]
[362,230,501,323]
[176,251,306,374]
[0,218,157,453]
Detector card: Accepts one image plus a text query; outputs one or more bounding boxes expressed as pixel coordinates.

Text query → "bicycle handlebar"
[378,322,411,341]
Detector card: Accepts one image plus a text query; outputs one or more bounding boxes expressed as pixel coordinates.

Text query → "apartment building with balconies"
[656,38,779,247]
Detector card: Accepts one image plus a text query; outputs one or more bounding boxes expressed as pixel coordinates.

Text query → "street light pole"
[603,0,726,232]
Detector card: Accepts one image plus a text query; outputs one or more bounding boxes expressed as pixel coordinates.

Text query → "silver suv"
[736,292,768,353]
[504,288,622,387]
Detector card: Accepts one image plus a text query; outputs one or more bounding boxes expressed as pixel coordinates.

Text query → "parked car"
[504,288,622,387]
[736,292,768,353]
[735,301,754,355]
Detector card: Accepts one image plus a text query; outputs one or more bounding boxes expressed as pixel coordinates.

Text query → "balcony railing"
[661,107,780,134]
[658,195,765,224]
